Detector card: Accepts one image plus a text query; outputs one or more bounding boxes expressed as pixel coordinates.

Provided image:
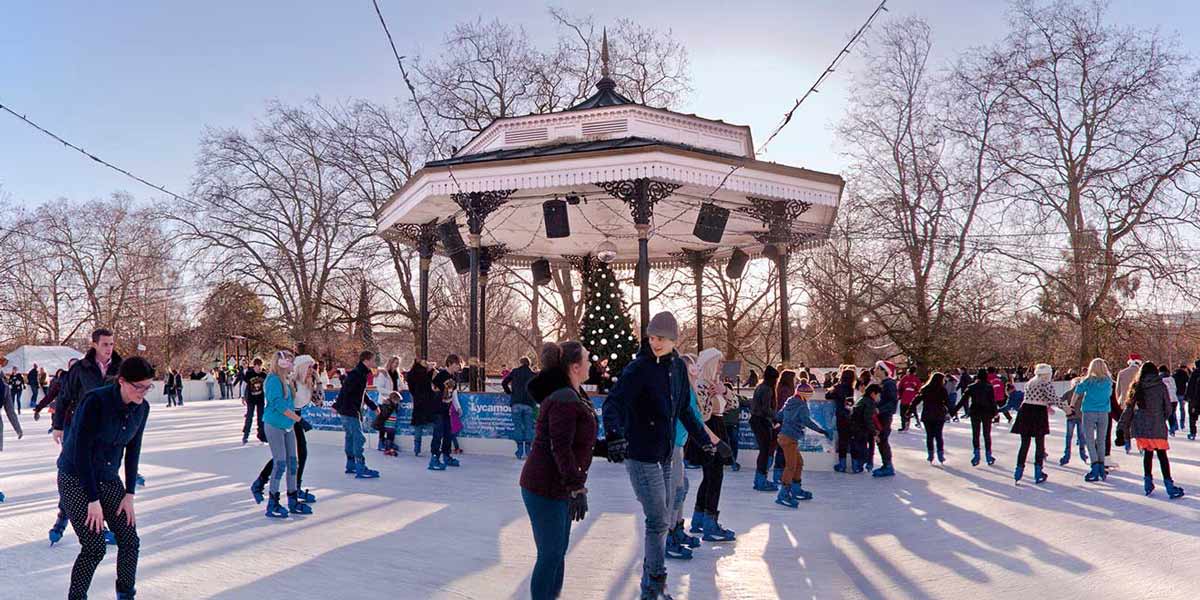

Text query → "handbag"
[449,399,464,435]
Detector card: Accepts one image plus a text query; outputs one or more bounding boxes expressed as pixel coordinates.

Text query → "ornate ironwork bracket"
[753,230,821,254]
[669,248,716,273]
[738,196,813,230]
[479,244,510,275]
[451,189,517,234]
[563,254,597,279]
[391,219,440,259]
[597,179,683,225]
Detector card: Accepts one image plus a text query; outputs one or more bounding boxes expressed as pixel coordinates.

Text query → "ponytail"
[540,341,587,372]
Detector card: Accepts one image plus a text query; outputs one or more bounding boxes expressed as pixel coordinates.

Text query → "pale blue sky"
[2,1,1197,206]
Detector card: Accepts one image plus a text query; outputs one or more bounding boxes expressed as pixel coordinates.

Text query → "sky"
[2,1,1199,207]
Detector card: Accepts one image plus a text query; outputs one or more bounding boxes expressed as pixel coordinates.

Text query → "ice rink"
[2,399,1197,599]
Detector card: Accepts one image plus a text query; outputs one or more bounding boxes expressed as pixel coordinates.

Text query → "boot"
[871,464,895,478]
[791,481,813,501]
[1189,432,1196,441]
[665,534,693,560]
[250,478,265,504]
[264,493,288,519]
[414,437,423,457]
[674,519,701,548]
[704,510,736,541]
[287,491,313,514]
[689,510,706,534]
[49,512,68,546]
[775,484,799,508]
[135,474,146,487]
[355,459,380,479]
[116,589,135,600]
[1099,461,1108,481]
[833,458,847,473]
[772,467,783,485]
[971,449,981,467]
[1144,476,1155,496]
[851,459,864,474]
[1014,465,1024,483]
[927,449,934,463]
[640,573,672,600]
[444,455,461,467]
[515,442,524,460]
[297,489,317,503]
[753,473,778,491]
[1059,451,1071,466]
[1084,463,1101,482]
[344,457,356,474]
[986,452,996,466]
[937,449,945,464]
[1034,465,1047,484]
[427,454,446,471]
[730,462,741,472]
[1165,479,1185,499]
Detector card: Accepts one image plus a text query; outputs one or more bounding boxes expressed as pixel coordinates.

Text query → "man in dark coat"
[27,364,40,409]
[49,327,123,546]
[334,351,379,478]
[426,355,463,470]
[960,368,998,466]
[1186,360,1200,440]
[240,359,267,444]
[502,356,537,458]
[406,360,437,457]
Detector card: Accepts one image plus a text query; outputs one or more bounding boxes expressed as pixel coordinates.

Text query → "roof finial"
[601,28,610,79]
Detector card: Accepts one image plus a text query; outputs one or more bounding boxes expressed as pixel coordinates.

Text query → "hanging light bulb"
[596,239,618,263]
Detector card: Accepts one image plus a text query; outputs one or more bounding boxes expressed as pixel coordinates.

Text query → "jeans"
[1169,402,1179,432]
[30,385,38,408]
[259,424,308,490]
[412,423,432,454]
[625,458,672,592]
[14,390,22,412]
[243,399,264,440]
[1064,419,1086,455]
[876,412,894,465]
[1080,411,1107,465]
[512,404,535,443]
[970,415,992,453]
[340,415,366,463]
[522,488,570,600]
[430,413,452,458]
[264,424,298,494]
[669,447,687,526]
[1179,396,1188,430]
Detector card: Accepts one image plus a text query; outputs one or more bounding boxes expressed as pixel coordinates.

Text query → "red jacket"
[988,374,1004,403]
[899,375,921,406]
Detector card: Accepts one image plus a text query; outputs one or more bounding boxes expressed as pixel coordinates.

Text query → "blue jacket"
[602,344,708,464]
[876,378,899,415]
[777,396,828,440]
[263,373,295,431]
[58,383,149,502]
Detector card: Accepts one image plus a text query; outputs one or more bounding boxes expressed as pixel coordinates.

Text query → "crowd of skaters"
[6,314,1200,599]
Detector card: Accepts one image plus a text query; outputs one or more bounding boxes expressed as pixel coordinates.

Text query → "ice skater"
[871,360,898,478]
[829,368,856,473]
[373,355,404,454]
[427,355,463,471]
[774,380,831,507]
[502,356,536,459]
[49,329,125,546]
[1072,358,1113,482]
[256,350,313,518]
[749,365,779,491]
[911,372,949,464]
[600,311,714,600]
[405,358,437,457]
[1012,364,1062,485]
[0,365,23,503]
[240,358,268,445]
[960,368,998,466]
[1117,361,1185,499]
[1059,377,1088,466]
[333,351,380,478]
[56,356,153,600]
[688,349,737,542]
[252,354,320,505]
[519,341,598,600]
[849,385,880,472]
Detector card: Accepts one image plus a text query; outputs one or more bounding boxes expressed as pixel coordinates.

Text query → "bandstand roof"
[376,40,844,269]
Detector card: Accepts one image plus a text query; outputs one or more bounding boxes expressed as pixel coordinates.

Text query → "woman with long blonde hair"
[1073,358,1114,482]
[256,350,312,518]
[688,349,736,542]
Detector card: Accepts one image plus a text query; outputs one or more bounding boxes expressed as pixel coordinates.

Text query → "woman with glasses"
[56,356,154,600]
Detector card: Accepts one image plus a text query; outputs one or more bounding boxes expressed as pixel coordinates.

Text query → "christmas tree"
[579,260,641,382]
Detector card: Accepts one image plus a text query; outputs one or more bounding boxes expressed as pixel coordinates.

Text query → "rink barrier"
[299,390,838,452]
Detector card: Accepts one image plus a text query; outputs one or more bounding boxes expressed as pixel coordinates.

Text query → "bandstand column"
[393,220,438,361]
[674,249,715,353]
[453,190,515,391]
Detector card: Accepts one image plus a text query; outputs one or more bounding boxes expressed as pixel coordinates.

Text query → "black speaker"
[531,259,552,286]
[693,202,729,243]
[543,199,570,238]
[762,243,780,261]
[448,249,471,275]
[726,248,749,279]
[438,219,466,253]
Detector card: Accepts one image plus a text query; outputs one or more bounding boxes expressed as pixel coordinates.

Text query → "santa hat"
[875,360,896,379]
[1128,353,1143,367]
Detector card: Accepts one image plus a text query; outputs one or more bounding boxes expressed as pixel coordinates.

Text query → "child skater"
[774,380,832,507]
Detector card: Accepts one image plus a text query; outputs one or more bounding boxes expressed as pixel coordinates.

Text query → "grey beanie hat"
[646,311,679,341]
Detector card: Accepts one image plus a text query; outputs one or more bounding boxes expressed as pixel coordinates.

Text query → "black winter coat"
[962,380,998,418]
[334,362,374,417]
[53,349,122,431]
[913,384,949,423]
[502,365,536,407]
[406,365,439,426]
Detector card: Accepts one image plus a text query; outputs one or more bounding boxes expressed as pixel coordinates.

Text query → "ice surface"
[2,400,1197,599]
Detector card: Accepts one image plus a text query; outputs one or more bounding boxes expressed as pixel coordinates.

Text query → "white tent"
[3,345,84,374]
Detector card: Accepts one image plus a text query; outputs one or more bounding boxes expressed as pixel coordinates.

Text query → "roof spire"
[601,28,610,79]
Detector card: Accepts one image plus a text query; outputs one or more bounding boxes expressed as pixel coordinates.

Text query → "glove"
[714,441,733,461]
[298,418,314,432]
[33,410,40,422]
[605,435,627,463]
[1114,428,1126,447]
[568,491,588,522]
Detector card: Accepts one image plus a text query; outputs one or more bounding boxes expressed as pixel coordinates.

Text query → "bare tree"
[978,0,1200,365]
